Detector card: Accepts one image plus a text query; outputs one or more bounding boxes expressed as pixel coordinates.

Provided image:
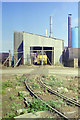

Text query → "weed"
[11,102,17,110]
[15,75,26,86]
[15,75,20,80]
[27,97,49,113]
[18,92,24,99]
[68,79,72,82]
[47,99,66,109]
[2,90,6,95]
[15,82,21,86]
[29,79,34,82]
[42,75,48,78]
[67,85,77,92]
[31,83,40,89]
[45,77,63,88]
[21,108,26,114]
[44,88,48,94]
[2,80,12,90]
[3,111,16,118]
[75,96,78,99]
[10,94,17,100]
[11,102,22,111]
[49,76,56,81]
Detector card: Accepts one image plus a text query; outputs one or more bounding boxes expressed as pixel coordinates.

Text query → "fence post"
[9,50,11,67]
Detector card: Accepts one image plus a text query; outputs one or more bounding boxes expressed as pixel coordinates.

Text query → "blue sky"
[2,2,78,53]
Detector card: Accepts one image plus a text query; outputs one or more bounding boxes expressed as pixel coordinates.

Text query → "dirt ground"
[1,64,79,76]
[1,64,80,118]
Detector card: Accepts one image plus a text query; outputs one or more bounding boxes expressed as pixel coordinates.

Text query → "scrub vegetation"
[2,69,79,119]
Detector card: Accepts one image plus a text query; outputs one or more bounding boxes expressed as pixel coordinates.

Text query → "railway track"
[25,78,70,120]
[39,77,80,107]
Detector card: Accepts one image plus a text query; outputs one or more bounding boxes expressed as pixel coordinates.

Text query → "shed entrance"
[30,46,54,65]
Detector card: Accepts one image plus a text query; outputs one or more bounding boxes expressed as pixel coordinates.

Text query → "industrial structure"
[2,14,80,68]
[14,16,64,66]
[63,14,80,67]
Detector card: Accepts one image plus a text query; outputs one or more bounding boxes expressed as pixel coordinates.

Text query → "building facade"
[14,31,64,65]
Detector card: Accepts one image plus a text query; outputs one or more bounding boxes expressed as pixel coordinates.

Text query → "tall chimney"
[50,16,53,37]
[45,29,47,37]
[68,14,72,48]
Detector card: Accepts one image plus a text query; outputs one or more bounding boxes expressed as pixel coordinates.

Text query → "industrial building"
[2,14,79,68]
[14,16,64,66]
[63,14,80,67]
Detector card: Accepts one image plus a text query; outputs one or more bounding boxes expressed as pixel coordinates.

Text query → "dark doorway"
[30,46,54,65]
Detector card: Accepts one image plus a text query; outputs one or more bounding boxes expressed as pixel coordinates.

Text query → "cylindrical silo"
[71,27,78,48]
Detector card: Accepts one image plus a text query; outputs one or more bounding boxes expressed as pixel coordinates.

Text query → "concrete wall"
[14,31,64,65]
[63,48,80,60]
[23,32,64,65]
[14,31,23,64]
[63,48,80,67]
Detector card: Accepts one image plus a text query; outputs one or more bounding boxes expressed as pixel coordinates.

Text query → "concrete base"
[14,111,53,119]
[63,58,78,68]
[74,58,78,68]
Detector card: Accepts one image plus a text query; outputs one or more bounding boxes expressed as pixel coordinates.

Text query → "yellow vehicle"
[34,51,47,65]
[37,54,47,64]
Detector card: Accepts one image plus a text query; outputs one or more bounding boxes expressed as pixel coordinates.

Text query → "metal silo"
[71,27,78,48]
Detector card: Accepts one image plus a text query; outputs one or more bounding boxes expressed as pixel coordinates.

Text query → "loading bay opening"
[30,46,54,65]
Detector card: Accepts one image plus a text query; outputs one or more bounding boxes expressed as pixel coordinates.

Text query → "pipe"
[45,29,47,37]
[50,16,53,37]
[68,14,72,48]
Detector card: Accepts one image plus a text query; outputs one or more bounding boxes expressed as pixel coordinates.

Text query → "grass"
[2,74,27,119]
[29,79,34,82]
[3,111,16,119]
[10,94,17,100]
[2,80,13,90]
[42,75,48,78]
[47,99,66,109]
[31,83,40,89]
[15,75,26,86]
[11,102,22,111]
[43,75,63,88]
[67,85,77,92]
[27,97,49,113]
[18,92,25,99]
